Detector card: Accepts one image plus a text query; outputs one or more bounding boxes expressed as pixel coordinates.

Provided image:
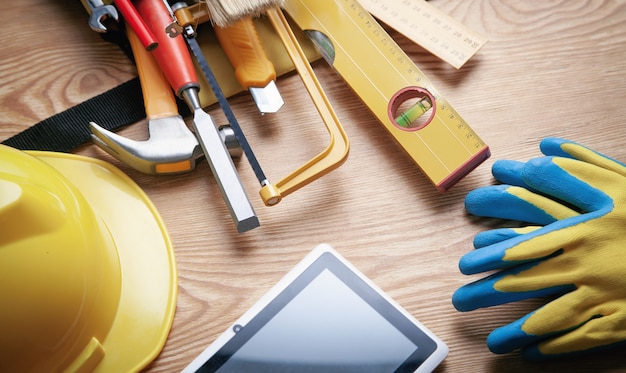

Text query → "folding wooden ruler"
[282,0,490,192]
[358,0,487,69]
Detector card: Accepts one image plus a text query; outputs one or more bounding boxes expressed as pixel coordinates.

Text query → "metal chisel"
[135,0,259,233]
[214,17,284,113]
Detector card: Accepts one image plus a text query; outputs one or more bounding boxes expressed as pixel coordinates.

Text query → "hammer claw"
[90,122,124,155]
[90,120,201,175]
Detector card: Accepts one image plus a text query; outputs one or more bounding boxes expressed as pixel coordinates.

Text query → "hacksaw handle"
[127,25,179,119]
[134,0,199,96]
[214,17,276,89]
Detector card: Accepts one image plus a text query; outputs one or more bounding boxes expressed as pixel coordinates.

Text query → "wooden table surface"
[2,1,626,372]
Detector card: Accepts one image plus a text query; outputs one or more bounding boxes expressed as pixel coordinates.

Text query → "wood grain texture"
[1,0,626,372]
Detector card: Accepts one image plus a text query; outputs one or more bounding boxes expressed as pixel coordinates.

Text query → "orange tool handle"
[113,0,158,50]
[127,24,179,119]
[134,0,199,96]
[214,17,277,89]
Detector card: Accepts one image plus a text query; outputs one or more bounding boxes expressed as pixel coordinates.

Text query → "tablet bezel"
[182,244,448,373]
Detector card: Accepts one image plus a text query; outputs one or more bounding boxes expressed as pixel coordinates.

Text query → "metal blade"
[191,106,259,233]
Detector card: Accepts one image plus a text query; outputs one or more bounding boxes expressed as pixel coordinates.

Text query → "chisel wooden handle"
[214,17,276,89]
[134,0,199,96]
[127,25,179,119]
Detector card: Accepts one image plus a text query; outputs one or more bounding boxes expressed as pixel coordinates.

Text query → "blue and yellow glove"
[452,137,626,360]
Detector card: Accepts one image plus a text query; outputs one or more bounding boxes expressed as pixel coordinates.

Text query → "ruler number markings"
[357,0,487,68]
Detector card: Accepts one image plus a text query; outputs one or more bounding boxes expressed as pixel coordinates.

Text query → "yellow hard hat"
[0,144,177,372]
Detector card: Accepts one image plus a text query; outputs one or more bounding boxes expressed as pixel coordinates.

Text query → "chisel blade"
[191,107,259,233]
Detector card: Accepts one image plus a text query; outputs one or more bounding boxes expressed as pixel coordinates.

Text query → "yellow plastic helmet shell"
[0,145,177,372]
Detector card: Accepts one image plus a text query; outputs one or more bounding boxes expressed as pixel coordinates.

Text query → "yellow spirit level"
[283,0,490,192]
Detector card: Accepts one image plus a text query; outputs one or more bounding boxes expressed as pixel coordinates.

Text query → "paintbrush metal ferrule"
[202,0,285,26]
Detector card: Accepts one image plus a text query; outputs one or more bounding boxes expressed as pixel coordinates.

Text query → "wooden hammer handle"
[127,24,179,120]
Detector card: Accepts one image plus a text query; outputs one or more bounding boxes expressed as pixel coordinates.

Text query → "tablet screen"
[191,248,444,372]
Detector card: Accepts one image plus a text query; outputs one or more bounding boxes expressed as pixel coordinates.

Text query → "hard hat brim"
[29,151,177,373]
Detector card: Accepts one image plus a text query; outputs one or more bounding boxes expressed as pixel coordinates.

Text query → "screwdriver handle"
[214,17,276,89]
[127,24,179,119]
[134,0,199,96]
[113,0,158,50]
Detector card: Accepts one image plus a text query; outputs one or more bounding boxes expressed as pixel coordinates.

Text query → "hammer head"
[90,116,202,174]
[90,117,243,175]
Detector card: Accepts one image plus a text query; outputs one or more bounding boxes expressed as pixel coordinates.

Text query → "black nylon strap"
[2,78,144,152]
[1,15,146,153]
[1,77,192,152]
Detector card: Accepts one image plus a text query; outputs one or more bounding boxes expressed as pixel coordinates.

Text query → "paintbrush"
[201,0,284,27]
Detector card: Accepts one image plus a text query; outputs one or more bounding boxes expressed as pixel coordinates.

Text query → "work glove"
[452,137,626,360]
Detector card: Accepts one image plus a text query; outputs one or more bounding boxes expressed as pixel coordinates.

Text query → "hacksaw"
[177,2,349,207]
[282,0,490,192]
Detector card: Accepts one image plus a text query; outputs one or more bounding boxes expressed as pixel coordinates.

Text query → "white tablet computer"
[182,244,448,373]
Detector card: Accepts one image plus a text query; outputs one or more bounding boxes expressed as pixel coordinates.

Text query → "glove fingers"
[523,311,626,360]
[465,185,579,224]
[459,223,577,274]
[491,160,529,188]
[540,137,626,177]
[487,312,541,354]
[489,289,619,355]
[473,226,540,249]
[524,156,622,212]
[494,253,580,294]
[485,295,576,354]
[452,261,573,312]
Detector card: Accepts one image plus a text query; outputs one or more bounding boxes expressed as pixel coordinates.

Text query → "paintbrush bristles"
[202,0,285,27]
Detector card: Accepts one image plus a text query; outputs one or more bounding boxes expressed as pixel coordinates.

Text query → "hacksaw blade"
[282,0,490,192]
